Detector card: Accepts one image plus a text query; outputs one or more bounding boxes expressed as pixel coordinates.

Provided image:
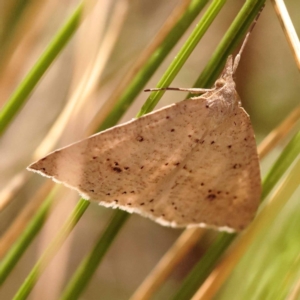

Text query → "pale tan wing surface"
[29,99,212,210]
[28,95,260,232]
[28,54,261,232]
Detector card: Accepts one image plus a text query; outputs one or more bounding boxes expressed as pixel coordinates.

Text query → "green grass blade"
[172,233,235,300]
[192,0,266,90]
[261,131,300,199]
[59,210,129,300]
[0,187,58,285]
[137,0,226,117]
[0,1,29,59]
[0,2,83,136]
[99,0,210,130]
[12,199,90,300]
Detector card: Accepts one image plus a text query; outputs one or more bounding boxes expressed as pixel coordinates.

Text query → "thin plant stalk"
[137,0,226,116]
[59,211,129,300]
[0,187,58,284]
[12,199,90,300]
[98,0,211,131]
[271,0,300,70]
[0,2,83,136]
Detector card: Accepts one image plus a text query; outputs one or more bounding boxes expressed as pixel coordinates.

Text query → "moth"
[28,24,262,232]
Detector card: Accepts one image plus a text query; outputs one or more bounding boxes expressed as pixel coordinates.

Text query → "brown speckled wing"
[28,95,260,231]
[28,56,261,232]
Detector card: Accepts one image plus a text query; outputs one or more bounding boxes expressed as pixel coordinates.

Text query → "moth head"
[214,55,235,89]
[214,78,226,88]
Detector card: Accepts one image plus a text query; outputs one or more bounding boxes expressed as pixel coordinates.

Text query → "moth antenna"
[144,87,213,94]
[233,5,265,74]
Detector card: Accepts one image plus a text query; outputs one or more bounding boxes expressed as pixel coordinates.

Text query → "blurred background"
[0,0,299,299]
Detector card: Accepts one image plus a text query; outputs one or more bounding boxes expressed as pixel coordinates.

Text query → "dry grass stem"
[258,105,300,159]
[130,228,205,300]
[0,0,60,105]
[286,267,300,300]
[271,0,300,70]
[0,170,30,211]
[86,0,192,135]
[34,0,128,159]
[0,181,55,259]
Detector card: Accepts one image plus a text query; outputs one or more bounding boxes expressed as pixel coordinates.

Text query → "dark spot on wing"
[140,166,144,169]
[228,145,232,149]
[106,193,111,196]
[140,203,145,206]
[149,199,154,203]
[171,182,178,189]
[171,129,175,132]
[211,141,215,145]
[136,136,144,142]
[114,162,119,166]
[122,191,127,194]
[207,194,216,201]
[166,116,170,119]
[90,189,94,192]
[113,167,122,173]
[124,167,130,170]
[150,209,154,212]
[233,163,242,169]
